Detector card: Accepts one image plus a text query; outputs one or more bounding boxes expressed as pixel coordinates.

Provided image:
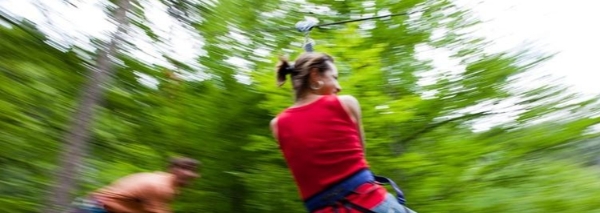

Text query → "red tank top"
[276,95,386,212]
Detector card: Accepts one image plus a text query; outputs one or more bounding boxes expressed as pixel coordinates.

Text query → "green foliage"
[1,0,600,212]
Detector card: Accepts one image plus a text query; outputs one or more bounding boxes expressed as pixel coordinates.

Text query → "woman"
[270,52,415,213]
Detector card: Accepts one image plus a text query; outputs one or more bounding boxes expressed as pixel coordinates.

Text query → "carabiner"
[295,18,319,52]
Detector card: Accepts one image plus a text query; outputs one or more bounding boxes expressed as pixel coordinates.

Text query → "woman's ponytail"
[276,56,295,87]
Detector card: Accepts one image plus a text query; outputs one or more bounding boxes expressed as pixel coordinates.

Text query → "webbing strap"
[304,169,374,212]
[341,199,376,213]
[374,176,407,205]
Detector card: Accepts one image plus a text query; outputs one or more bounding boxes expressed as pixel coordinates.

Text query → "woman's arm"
[338,95,367,154]
[270,118,279,144]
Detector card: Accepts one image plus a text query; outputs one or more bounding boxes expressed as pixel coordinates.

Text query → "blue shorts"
[371,193,417,213]
[71,198,108,213]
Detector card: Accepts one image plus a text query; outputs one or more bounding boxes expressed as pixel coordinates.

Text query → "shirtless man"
[72,157,200,213]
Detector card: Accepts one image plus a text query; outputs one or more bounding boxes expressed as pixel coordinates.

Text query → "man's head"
[167,157,200,187]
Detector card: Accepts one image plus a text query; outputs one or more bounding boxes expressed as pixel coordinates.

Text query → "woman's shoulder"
[335,95,360,111]
[336,95,359,105]
[335,95,361,123]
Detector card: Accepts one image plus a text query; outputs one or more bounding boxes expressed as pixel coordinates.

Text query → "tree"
[45,0,132,212]
[0,17,87,212]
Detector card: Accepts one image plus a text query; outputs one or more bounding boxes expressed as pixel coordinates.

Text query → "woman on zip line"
[270,52,417,213]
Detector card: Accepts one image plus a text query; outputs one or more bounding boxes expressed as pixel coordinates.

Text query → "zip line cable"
[310,10,419,29]
[290,10,421,52]
[254,10,421,33]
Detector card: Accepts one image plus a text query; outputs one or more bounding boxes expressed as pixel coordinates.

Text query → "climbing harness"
[303,169,407,213]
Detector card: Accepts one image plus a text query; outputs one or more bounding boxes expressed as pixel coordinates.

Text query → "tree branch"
[397,112,494,145]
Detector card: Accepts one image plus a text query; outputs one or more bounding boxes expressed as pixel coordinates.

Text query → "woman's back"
[276,95,369,199]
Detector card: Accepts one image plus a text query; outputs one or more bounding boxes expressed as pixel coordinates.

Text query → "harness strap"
[374,176,406,205]
[304,169,374,212]
[341,199,376,213]
[333,204,341,213]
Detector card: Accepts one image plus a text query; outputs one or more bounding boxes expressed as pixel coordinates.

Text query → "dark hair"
[276,52,334,98]
[168,157,200,170]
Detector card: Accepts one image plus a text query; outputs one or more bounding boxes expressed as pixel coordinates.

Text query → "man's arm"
[139,185,173,213]
[143,198,172,213]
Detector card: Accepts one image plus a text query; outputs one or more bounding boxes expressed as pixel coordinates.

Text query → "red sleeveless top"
[276,95,386,212]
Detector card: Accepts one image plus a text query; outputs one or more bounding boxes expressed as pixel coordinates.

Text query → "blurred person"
[71,157,200,213]
[270,52,416,213]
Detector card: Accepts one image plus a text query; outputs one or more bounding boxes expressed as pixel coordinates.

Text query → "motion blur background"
[1,0,599,212]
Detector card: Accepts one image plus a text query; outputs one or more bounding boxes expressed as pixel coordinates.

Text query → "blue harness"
[303,169,406,212]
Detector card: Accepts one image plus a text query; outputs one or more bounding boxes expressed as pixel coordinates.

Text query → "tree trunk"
[45,0,131,212]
